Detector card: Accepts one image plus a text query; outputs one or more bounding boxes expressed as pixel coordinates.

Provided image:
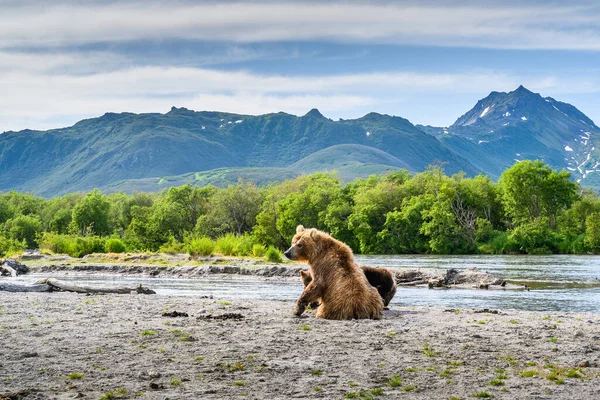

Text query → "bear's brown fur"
[300,266,397,308]
[285,225,383,320]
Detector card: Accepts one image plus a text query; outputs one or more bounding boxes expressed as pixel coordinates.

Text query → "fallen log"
[41,278,156,294]
[0,264,18,277]
[0,282,53,292]
[0,278,155,294]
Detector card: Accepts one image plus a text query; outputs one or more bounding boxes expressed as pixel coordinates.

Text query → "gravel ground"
[1,288,600,400]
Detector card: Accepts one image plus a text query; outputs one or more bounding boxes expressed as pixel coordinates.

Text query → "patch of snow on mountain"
[516,153,521,156]
[480,106,492,118]
[227,121,232,124]
[565,146,573,151]
[201,126,205,130]
[478,140,488,144]
[504,112,511,117]
[568,167,576,171]
[521,116,528,121]
[502,123,509,126]
[235,120,243,124]
[366,131,371,137]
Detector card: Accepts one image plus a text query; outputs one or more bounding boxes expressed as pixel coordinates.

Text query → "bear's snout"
[284,248,293,259]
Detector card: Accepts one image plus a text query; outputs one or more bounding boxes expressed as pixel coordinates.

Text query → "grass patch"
[66,372,84,380]
[311,369,323,376]
[422,344,439,357]
[233,381,245,387]
[489,378,504,386]
[99,388,129,400]
[440,369,456,378]
[140,330,156,336]
[403,386,417,392]
[387,374,402,387]
[299,324,311,331]
[472,392,493,398]
[520,370,539,377]
[549,337,558,343]
[170,377,182,387]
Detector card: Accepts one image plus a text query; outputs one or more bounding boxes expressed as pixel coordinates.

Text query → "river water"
[8,255,600,313]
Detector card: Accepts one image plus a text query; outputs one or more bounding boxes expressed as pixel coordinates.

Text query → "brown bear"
[300,265,397,308]
[284,225,383,320]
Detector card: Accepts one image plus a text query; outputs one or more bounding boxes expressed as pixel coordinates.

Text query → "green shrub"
[252,244,267,257]
[39,232,76,255]
[0,235,26,257]
[187,236,216,257]
[266,246,282,263]
[216,234,238,256]
[235,234,255,256]
[39,233,106,258]
[159,236,184,254]
[105,238,126,253]
[74,236,106,257]
[4,214,42,248]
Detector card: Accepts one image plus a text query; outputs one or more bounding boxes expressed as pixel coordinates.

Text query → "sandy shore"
[1,288,600,400]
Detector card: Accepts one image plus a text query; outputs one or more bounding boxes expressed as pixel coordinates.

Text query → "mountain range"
[1,86,599,197]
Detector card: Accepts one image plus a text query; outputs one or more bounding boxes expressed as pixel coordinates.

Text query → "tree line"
[2,160,600,258]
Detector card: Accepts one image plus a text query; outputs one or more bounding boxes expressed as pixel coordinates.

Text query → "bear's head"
[299,270,312,286]
[284,225,322,262]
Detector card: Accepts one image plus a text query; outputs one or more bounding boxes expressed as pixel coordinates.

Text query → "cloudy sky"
[2,0,600,132]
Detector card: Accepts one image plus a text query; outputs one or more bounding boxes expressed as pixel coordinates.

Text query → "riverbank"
[1,292,599,399]
[11,252,513,290]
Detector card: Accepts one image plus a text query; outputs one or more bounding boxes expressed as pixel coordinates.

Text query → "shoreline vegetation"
[2,160,600,261]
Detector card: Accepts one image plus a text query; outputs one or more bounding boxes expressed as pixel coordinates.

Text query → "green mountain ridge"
[1,86,599,196]
[0,107,477,196]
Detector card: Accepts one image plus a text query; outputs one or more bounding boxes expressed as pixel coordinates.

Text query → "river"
[8,255,600,313]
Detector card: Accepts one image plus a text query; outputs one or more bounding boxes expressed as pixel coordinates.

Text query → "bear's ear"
[299,270,307,277]
[296,225,305,234]
[309,229,318,239]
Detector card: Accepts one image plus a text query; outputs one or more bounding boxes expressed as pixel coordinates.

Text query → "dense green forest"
[2,160,600,258]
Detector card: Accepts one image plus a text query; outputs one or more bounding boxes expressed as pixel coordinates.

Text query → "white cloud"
[2,54,598,132]
[1,2,600,50]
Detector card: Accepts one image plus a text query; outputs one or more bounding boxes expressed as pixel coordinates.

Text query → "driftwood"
[42,278,156,294]
[0,264,18,277]
[0,258,29,276]
[0,278,155,294]
[0,282,53,292]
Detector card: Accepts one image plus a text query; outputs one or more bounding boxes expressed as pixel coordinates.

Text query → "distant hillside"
[2,86,599,196]
[0,108,477,196]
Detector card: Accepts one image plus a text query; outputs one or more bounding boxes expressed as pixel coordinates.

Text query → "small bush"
[235,234,255,256]
[265,246,282,263]
[216,234,238,256]
[74,236,106,257]
[159,236,184,254]
[187,236,216,257]
[0,235,26,257]
[105,238,126,253]
[39,233,105,257]
[252,243,267,257]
